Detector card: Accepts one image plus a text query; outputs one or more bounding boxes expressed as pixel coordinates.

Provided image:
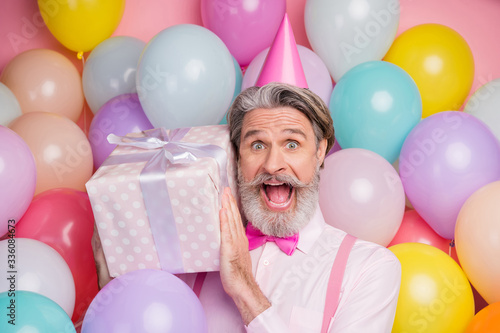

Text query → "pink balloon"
[388,210,452,254]
[319,148,405,246]
[0,126,36,237]
[397,0,500,105]
[399,111,500,239]
[242,45,333,104]
[201,0,286,67]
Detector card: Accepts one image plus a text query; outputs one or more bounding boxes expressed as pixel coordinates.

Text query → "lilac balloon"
[82,269,207,333]
[399,111,500,239]
[326,139,342,157]
[201,0,286,66]
[89,93,153,169]
[0,126,36,236]
[241,45,333,104]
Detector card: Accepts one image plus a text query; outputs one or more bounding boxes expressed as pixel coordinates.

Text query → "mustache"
[243,173,309,189]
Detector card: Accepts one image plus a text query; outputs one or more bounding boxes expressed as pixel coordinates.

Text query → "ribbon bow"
[246,222,299,256]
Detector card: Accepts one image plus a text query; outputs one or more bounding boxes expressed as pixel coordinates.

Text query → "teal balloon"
[0,291,75,332]
[220,56,243,125]
[137,24,235,129]
[330,61,422,163]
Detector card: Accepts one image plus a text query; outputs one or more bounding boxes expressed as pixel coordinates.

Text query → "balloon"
[89,93,154,169]
[396,0,500,105]
[388,210,452,255]
[83,36,146,114]
[464,78,500,142]
[241,45,333,105]
[136,24,235,129]
[15,188,98,323]
[456,181,500,304]
[326,139,342,157]
[389,243,474,333]
[0,83,22,126]
[330,61,422,164]
[399,111,500,239]
[0,49,84,122]
[0,126,36,237]
[219,56,243,125]
[384,24,474,118]
[305,0,400,82]
[465,302,500,333]
[319,148,405,246]
[37,0,125,55]
[200,0,286,67]
[9,112,93,195]
[0,291,76,332]
[0,238,75,317]
[82,269,207,333]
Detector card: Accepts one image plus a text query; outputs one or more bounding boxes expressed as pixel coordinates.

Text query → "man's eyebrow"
[242,128,307,141]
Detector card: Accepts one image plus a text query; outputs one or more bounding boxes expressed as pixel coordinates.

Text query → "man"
[94,82,401,332]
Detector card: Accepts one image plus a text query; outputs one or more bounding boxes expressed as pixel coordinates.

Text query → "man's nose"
[262,146,287,174]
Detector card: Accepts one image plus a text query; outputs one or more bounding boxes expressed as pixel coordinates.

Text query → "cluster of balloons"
[1,0,500,332]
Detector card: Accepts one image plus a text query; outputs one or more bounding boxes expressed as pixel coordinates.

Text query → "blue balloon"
[0,291,75,332]
[220,56,243,125]
[329,61,422,163]
[137,24,235,129]
[83,36,146,114]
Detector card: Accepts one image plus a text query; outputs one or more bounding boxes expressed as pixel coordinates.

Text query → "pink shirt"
[179,206,401,332]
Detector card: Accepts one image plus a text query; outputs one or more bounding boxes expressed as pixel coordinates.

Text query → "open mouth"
[261,182,294,211]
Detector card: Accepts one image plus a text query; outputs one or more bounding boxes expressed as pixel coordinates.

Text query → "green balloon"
[0,291,75,332]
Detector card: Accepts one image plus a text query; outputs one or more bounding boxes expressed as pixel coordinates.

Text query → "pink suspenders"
[321,234,357,333]
[192,233,357,333]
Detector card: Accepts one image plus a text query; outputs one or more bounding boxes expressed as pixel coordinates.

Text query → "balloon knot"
[77,51,84,60]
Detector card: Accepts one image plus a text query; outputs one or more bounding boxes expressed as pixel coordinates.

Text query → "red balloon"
[16,188,98,324]
[388,210,452,254]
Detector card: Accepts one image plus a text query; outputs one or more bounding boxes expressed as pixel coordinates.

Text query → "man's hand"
[219,187,271,325]
[91,223,113,290]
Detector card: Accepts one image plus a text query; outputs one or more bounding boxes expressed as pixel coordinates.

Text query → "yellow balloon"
[38,0,125,56]
[389,243,474,333]
[384,24,474,118]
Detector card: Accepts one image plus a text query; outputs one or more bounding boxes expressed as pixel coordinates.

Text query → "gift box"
[86,125,238,277]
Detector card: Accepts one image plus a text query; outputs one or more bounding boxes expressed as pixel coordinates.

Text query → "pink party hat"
[256,13,308,88]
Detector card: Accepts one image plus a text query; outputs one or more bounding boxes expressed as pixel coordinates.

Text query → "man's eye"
[252,142,264,150]
[286,142,299,149]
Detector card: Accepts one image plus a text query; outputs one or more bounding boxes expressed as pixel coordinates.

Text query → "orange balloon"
[465,302,500,333]
[9,112,93,194]
[455,181,500,304]
[0,49,84,122]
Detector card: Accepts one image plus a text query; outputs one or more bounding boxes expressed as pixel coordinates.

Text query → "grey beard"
[237,165,320,237]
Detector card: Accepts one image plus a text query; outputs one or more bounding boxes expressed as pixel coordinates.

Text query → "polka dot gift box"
[85,125,238,277]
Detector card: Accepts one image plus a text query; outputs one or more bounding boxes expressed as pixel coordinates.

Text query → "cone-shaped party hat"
[256,13,308,88]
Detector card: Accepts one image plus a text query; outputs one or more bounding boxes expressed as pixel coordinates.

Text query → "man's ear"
[317,138,328,164]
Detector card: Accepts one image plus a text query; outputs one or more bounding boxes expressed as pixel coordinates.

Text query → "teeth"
[265,183,284,186]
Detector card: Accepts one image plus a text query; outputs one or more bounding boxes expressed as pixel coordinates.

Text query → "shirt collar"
[296,204,327,254]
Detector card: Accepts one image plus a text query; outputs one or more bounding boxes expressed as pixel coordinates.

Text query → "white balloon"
[305,0,400,82]
[0,238,75,317]
[464,78,500,142]
[0,82,22,126]
[241,45,334,105]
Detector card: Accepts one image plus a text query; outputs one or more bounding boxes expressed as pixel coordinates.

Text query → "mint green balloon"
[330,61,422,163]
[220,56,243,125]
[0,291,75,332]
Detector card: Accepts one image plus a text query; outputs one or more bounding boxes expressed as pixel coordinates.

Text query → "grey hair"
[227,83,334,164]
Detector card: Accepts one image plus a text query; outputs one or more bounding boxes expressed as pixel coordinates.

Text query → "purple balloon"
[0,126,36,236]
[201,0,286,66]
[326,139,342,157]
[82,269,207,333]
[399,111,500,239]
[89,93,153,169]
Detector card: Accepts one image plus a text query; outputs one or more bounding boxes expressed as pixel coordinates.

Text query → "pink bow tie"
[246,222,299,256]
